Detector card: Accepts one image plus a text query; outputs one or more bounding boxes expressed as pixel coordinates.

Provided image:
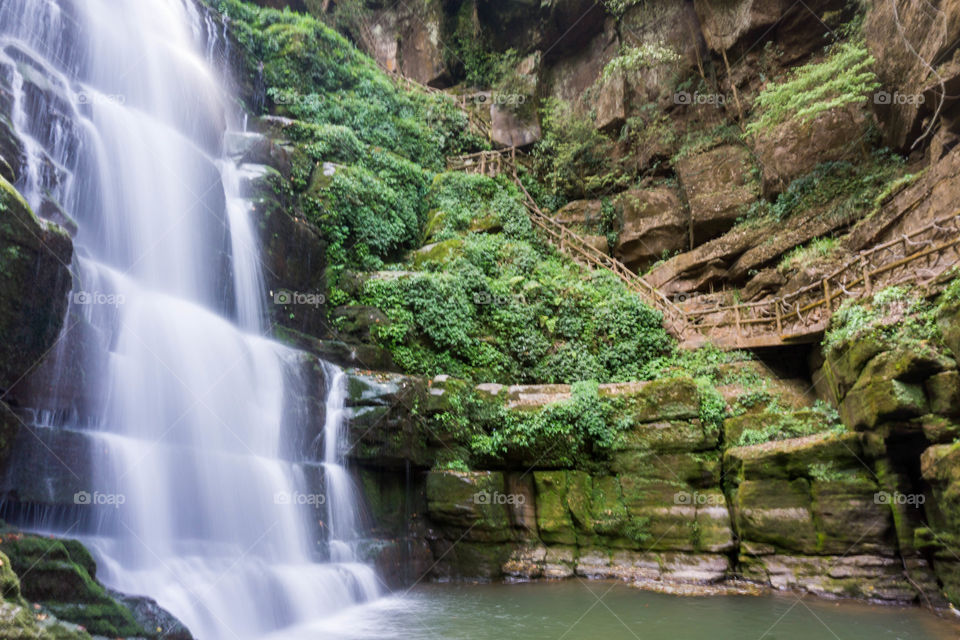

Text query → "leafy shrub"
[741,153,905,226]
[533,99,619,198]
[467,381,629,467]
[823,286,941,353]
[355,174,673,383]
[746,40,879,136]
[601,44,681,83]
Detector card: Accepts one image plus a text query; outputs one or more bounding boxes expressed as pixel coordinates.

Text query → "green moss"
[0,534,143,637]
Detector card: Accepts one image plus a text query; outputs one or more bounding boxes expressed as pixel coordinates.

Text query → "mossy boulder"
[810,473,894,555]
[725,431,864,481]
[610,450,720,487]
[425,471,514,542]
[0,534,144,637]
[818,334,889,402]
[840,378,928,429]
[533,472,577,545]
[939,299,960,360]
[733,478,819,554]
[615,419,716,454]
[926,371,960,417]
[617,377,701,423]
[0,176,72,391]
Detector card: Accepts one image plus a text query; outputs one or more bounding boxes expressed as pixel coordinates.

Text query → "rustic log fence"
[684,212,960,348]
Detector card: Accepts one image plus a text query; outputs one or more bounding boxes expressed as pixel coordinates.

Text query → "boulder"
[613,187,688,272]
[544,17,619,116]
[425,471,516,542]
[645,221,769,295]
[490,53,541,147]
[554,199,603,230]
[841,378,928,430]
[864,0,960,150]
[694,0,848,59]
[0,176,72,392]
[751,104,870,196]
[0,533,144,637]
[675,144,759,244]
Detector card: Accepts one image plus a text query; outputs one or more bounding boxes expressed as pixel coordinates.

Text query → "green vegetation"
[600,43,681,83]
[532,99,619,199]
[823,285,942,353]
[742,154,907,226]
[352,173,673,383]
[214,0,483,272]
[736,400,844,447]
[746,40,879,136]
[778,237,841,272]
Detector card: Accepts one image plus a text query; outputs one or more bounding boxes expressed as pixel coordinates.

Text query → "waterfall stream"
[0,1,379,638]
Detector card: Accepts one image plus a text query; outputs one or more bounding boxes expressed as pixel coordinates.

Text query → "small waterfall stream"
[0,1,379,637]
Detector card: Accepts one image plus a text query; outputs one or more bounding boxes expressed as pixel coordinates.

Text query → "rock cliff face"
[342,362,958,605]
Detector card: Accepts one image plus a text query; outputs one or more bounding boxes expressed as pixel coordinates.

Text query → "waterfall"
[0,1,379,638]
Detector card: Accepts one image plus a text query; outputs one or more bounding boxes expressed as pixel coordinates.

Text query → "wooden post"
[479,154,486,176]
[734,305,742,342]
[822,278,832,314]
[862,257,872,295]
[775,300,783,335]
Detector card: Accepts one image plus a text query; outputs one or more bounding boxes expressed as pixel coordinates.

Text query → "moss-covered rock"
[0,533,144,637]
[533,472,577,545]
[840,378,928,429]
[0,176,72,391]
[725,431,865,481]
[733,478,819,554]
[425,471,514,542]
[617,377,701,423]
[926,371,960,418]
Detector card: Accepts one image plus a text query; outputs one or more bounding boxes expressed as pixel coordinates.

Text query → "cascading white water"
[0,1,379,638]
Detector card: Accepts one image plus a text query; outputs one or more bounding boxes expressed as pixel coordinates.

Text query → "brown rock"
[545,17,619,116]
[751,105,870,196]
[676,144,759,244]
[645,213,769,295]
[864,0,960,150]
[613,187,688,272]
[555,199,603,228]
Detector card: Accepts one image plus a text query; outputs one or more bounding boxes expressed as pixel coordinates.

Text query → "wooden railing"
[508,169,689,339]
[446,147,520,177]
[444,149,960,349]
[684,212,960,348]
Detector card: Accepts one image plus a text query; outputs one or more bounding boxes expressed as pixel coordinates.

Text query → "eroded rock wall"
[344,367,958,604]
